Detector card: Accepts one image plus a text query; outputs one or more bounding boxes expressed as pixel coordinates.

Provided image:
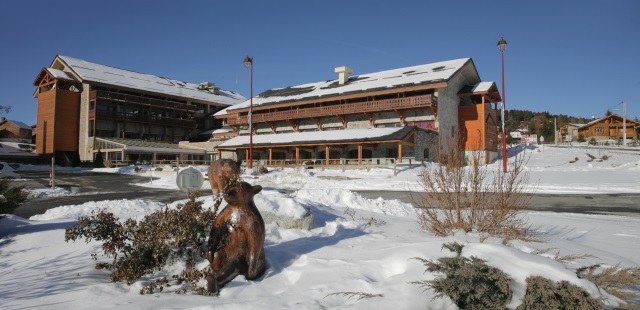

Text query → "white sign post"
[176,167,205,194]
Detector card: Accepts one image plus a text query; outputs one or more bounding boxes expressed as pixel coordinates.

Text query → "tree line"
[499,109,592,143]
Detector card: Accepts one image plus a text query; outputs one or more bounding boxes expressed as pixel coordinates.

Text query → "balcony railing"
[90,90,199,112]
[226,94,436,125]
[89,110,197,128]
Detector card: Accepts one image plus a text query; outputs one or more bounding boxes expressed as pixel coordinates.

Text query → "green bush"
[65,194,224,294]
[589,138,597,146]
[516,275,600,310]
[412,242,513,309]
[577,134,586,143]
[0,179,29,214]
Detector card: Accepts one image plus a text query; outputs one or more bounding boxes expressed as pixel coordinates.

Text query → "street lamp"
[497,37,507,173]
[243,55,254,169]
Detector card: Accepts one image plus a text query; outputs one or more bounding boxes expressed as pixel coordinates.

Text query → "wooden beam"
[358,144,362,165]
[230,82,447,113]
[295,147,300,165]
[394,109,405,126]
[288,119,298,132]
[269,148,273,166]
[336,115,346,127]
[267,122,276,133]
[312,117,322,131]
[364,112,374,126]
[398,142,403,163]
[325,145,329,165]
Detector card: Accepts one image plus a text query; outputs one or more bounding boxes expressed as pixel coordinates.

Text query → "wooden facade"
[33,56,245,165]
[578,114,640,142]
[459,103,498,151]
[215,60,500,166]
[558,123,584,142]
[35,88,80,155]
[0,119,33,142]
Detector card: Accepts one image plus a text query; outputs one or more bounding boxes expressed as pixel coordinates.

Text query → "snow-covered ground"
[2,145,639,309]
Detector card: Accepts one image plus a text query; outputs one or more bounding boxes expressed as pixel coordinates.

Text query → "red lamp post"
[243,55,254,169]
[497,37,507,173]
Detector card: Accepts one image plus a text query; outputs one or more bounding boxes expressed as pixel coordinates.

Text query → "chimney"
[198,81,214,90]
[334,66,352,85]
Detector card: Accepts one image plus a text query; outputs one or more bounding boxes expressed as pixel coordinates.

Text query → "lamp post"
[497,37,508,173]
[243,55,254,169]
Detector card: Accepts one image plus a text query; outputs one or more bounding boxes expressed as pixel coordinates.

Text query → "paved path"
[12,171,188,219]
[11,171,640,219]
[355,191,640,219]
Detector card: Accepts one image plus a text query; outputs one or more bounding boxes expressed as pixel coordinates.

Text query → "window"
[595,127,604,133]
[423,148,430,160]
[387,148,398,158]
[348,149,372,159]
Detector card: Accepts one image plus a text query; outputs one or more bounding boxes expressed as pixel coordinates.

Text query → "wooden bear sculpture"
[208,159,241,195]
[206,182,266,294]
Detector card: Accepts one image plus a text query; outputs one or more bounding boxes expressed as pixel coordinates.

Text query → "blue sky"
[1,0,639,126]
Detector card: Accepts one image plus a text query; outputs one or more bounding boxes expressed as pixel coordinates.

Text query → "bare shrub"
[414,138,536,242]
[65,193,224,294]
[530,248,596,264]
[324,291,384,302]
[516,275,601,310]
[577,264,640,303]
[412,242,513,309]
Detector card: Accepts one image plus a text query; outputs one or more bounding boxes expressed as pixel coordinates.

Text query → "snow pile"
[295,188,416,217]
[2,193,636,309]
[29,199,165,221]
[27,187,79,199]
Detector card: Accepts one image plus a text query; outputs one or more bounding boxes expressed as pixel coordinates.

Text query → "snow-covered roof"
[470,82,494,93]
[218,127,417,148]
[46,68,77,81]
[56,55,246,106]
[3,120,32,129]
[565,123,586,128]
[221,58,472,114]
[0,142,37,157]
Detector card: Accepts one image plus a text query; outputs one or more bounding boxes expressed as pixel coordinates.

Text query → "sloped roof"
[46,68,77,81]
[583,114,640,128]
[56,55,246,106]
[220,58,473,114]
[1,119,32,129]
[217,126,418,148]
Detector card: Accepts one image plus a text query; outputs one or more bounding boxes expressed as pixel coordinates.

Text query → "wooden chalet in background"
[558,123,585,142]
[578,114,640,143]
[0,118,33,143]
[33,55,245,165]
[215,58,501,166]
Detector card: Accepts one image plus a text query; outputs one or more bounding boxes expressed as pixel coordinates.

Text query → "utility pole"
[554,117,557,144]
[622,100,627,146]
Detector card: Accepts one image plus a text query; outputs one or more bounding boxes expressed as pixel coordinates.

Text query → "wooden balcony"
[89,110,197,128]
[90,90,199,112]
[226,94,436,125]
